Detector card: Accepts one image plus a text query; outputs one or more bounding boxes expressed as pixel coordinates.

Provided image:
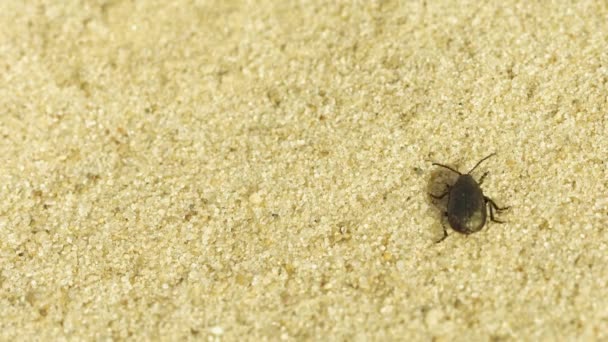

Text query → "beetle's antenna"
[432,163,462,175]
[467,153,496,174]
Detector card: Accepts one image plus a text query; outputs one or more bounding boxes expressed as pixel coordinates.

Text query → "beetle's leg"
[478,171,489,185]
[429,184,451,199]
[487,202,502,223]
[485,197,509,211]
[485,197,509,223]
[429,191,448,199]
[435,220,448,243]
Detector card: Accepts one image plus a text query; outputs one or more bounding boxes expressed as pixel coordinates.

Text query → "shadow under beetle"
[429,153,509,243]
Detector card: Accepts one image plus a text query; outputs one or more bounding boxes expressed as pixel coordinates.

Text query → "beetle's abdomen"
[447,176,487,234]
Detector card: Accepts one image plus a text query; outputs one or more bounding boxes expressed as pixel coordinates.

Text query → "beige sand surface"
[1,0,607,340]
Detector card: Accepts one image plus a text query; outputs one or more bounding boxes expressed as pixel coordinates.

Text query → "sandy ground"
[1,0,607,340]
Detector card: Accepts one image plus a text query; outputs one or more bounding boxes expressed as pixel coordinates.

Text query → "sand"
[1,0,607,340]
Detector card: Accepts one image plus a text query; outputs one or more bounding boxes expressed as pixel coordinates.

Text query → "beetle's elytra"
[429,153,509,243]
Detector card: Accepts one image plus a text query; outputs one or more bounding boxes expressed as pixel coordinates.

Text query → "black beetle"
[429,153,509,242]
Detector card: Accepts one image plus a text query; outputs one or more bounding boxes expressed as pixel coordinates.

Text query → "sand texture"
[1,0,607,340]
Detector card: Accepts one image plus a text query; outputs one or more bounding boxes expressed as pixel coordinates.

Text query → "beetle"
[429,153,509,242]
